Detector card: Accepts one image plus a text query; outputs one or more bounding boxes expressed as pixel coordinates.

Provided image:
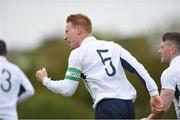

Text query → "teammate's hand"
[35,67,48,82]
[140,118,149,120]
[150,95,163,113]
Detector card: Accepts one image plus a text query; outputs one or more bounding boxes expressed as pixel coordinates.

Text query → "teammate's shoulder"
[6,61,22,72]
[161,67,174,78]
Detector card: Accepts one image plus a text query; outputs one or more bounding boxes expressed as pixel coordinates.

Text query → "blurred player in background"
[35,13,162,119]
[0,40,35,119]
[146,32,180,119]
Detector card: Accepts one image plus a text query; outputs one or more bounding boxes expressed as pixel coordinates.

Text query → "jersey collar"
[81,36,96,45]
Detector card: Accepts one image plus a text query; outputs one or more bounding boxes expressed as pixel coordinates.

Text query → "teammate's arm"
[18,68,35,103]
[147,89,174,119]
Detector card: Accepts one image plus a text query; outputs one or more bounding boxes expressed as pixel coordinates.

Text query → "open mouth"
[66,41,70,44]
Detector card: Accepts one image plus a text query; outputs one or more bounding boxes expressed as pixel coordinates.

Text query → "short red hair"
[66,13,92,33]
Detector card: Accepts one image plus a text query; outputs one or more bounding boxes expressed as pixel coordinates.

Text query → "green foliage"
[17,91,94,118]
[9,35,176,119]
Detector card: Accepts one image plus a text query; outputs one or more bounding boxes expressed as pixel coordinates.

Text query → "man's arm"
[119,45,159,96]
[147,89,174,119]
[35,68,79,96]
[118,45,163,113]
[150,95,163,113]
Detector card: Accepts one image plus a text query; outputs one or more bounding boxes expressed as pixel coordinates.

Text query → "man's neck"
[79,33,91,44]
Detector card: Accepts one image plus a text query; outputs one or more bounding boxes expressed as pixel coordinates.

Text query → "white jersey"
[66,36,158,108]
[0,56,34,119]
[161,55,180,119]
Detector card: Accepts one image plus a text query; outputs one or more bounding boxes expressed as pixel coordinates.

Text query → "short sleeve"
[161,68,176,91]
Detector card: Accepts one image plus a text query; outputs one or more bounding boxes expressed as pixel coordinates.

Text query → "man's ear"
[171,45,177,55]
[76,25,81,35]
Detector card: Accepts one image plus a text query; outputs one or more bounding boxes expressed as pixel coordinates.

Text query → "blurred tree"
[7,33,176,119]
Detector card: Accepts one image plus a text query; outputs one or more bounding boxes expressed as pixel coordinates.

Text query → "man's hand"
[35,67,48,82]
[142,95,164,119]
[150,95,163,113]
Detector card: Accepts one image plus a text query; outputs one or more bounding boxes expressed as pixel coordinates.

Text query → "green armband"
[65,67,81,81]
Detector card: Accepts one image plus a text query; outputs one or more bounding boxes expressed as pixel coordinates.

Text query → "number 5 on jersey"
[97,49,116,76]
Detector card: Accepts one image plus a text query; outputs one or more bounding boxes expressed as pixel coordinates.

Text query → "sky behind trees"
[0,0,180,50]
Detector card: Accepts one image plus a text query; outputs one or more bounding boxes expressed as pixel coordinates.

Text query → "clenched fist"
[35,67,48,82]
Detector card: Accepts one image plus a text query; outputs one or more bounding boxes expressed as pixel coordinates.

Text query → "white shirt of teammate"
[0,56,34,119]
[43,36,159,108]
[161,55,180,118]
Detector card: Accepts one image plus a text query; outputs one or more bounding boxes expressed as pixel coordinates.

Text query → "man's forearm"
[43,77,79,96]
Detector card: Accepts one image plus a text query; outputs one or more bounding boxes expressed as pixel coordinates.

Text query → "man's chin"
[70,46,75,50]
[161,59,169,64]
[160,59,165,63]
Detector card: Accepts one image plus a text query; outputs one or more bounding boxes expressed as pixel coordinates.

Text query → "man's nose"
[64,35,67,41]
